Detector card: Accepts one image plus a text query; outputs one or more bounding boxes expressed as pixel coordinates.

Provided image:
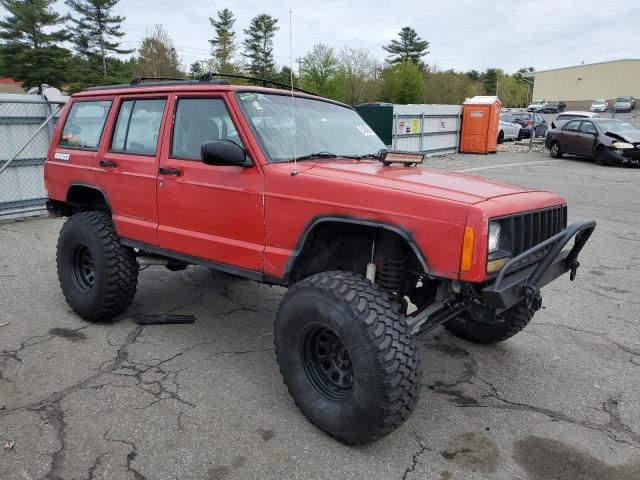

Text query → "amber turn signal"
[460,226,475,272]
[486,257,509,274]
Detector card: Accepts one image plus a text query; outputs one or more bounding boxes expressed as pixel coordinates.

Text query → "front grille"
[503,205,567,257]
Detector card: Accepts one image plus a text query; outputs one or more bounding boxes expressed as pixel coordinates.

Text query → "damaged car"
[546,118,640,167]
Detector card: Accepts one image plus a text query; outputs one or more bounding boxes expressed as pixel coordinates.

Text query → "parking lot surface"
[1,151,639,480]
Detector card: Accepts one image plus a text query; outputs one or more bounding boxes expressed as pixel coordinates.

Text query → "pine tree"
[242,14,278,80]
[0,0,71,89]
[383,27,429,67]
[66,0,132,77]
[209,8,236,73]
[189,61,204,79]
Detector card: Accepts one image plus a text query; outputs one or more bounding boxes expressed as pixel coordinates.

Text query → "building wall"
[531,60,640,104]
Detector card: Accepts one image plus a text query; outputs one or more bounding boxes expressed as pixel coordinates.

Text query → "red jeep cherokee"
[44,77,595,445]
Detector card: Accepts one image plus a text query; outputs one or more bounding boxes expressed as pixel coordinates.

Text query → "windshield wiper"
[289,152,338,161]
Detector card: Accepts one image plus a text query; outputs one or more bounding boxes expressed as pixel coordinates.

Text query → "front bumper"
[599,148,640,168]
[482,220,596,310]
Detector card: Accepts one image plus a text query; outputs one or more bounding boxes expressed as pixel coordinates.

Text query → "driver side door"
[558,120,582,154]
[156,94,265,273]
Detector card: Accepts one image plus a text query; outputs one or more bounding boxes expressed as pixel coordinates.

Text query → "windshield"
[597,121,635,133]
[616,97,631,102]
[531,100,544,105]
[593,99,605,104]
[235,92,385,162]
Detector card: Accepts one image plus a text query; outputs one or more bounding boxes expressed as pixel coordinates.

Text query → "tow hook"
[522,285,542,312]
[569,260,580,281]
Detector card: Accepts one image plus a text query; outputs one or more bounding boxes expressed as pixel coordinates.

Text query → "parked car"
[43,74,596,445]
[542,101,565,113]
[545,118,640,167]
[551,111,600,129]
[590,99,608,112]
[498,113,523,142]
[613,96,635,112]
[511,112,548,138]
[527,99,546,112]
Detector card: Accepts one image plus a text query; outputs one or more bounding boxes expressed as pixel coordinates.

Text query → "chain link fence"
[0,95,65,219]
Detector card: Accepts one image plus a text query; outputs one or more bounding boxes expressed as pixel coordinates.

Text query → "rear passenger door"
[559,120,582,154]
[155,94,265,273]
[96,95,169,245]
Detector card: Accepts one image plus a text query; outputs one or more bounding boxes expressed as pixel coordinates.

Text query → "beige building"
[523,59,640,109]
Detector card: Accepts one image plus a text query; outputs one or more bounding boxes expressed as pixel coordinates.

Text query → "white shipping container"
[391,104,462,156]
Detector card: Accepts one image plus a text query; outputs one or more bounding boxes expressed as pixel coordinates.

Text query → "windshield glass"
[531,100,544,105]
[616,97,630,102]
[593,99,605,104]
[235,92,385,162]
[597,121,635,133]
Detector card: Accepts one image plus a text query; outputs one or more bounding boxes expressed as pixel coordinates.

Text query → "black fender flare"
[65,182,113,211]
[282,215,430,283]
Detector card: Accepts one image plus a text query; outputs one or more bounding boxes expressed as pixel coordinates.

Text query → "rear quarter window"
[59,100,112,150]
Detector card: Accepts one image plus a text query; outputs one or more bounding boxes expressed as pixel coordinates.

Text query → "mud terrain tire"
[445,303,534,344]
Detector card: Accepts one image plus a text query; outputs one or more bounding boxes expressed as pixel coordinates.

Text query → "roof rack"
[82,72,315,95]
[199,72,316,96]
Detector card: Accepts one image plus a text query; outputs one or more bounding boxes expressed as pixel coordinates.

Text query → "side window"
[580,121,597,134]
[110,99,166,155]
[563,120,581,131]
[59,100,112,150]
[171,98,240,160]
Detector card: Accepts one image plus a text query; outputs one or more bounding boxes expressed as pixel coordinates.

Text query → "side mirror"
[201,140,250,167]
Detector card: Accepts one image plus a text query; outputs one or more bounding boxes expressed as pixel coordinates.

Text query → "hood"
[604,130,640,143]
[291,159,541,204]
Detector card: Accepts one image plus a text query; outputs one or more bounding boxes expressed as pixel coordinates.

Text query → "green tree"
[424,69,482,104]
[209,8,237,73]
[135,25,183,78]
[189,61,204,79]
[379,61,424,104]
[300,43,340,97]
[66,0,132,77]
[383,27,429,67]
[482,68,503,95]
[0,0,71,89]
[242,14,278,79]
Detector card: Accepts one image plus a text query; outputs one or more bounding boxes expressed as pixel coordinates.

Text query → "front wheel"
[497,130,505,144]
[445,303,534,344]
[594,146,608,166]
[56,212,138,321]
[274,272,422,445]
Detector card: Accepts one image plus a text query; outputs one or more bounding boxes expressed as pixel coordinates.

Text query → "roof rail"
[130,76,185,85]
[199,72,316,96]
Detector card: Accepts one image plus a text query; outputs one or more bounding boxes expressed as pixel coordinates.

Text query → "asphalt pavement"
[1,150,639,480]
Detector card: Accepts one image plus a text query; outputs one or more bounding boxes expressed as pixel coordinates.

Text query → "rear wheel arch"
[65,184,112,213]
[285,217,429,286]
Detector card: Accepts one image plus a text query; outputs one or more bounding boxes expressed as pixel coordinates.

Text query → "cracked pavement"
[1,151,639,479]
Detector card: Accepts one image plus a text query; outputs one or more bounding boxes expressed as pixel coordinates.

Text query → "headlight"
[488,221,501,252]
[612,142,634,150]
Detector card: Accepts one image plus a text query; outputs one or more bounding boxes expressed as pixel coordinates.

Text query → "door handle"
[158,166,181,176]
[99,159,117,168]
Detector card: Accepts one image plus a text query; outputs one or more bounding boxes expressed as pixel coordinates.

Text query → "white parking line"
[455,160,556,172]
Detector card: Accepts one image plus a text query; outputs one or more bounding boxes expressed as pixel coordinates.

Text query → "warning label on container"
[397,119,420,134]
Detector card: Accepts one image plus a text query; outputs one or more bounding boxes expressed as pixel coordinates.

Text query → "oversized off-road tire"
[274,271,421,445]
[549,140,563,158]
[56,212,138,321]
[445,303,534,344]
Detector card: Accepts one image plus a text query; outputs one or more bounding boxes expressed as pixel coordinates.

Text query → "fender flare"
[66,182,113,211]
[282,215,429,283]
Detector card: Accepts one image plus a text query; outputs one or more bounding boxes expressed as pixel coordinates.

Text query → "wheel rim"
[301,325,353,401]
[551,143,558,156]
[71,244,95,292]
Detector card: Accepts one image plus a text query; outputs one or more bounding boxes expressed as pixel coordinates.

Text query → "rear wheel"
[445,303,534,344]
[274,271,421,445]
[517,129,523,141]
[56,212,138,321]
[549,141,562,158]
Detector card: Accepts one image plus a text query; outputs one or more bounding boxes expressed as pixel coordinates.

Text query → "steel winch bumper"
[482,220,596,310]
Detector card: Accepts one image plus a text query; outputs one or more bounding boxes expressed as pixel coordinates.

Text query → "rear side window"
[111,99,166,155]
[59,100,112,150]
[171,98,240,160]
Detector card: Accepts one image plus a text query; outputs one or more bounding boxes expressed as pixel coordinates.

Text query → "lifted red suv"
[44,76,595,445]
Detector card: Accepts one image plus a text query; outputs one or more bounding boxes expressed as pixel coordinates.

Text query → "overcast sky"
[31,0,640,72]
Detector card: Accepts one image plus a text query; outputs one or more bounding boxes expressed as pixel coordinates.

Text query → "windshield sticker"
[252,100,263,112]
[239,93,256,101]
[356,125,375,136]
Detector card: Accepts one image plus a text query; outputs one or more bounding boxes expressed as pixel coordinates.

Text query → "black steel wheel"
[274,271,421,445]
[57,212,138,321]
[302,325,353,400]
